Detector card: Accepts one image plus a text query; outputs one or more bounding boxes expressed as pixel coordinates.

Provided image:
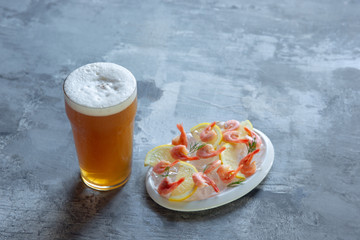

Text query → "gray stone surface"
[0,0,359,239]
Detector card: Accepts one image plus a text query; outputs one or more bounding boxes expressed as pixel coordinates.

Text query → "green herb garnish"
[247,137,257,153]
[227,180,244,187]
[189,142,206,154]
[160,167,170,177]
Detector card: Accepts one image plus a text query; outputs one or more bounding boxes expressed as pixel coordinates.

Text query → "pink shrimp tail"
[185,156,201,161]
[172,123,188,147]
[153,160,180,174]
[244,126,252,135]
[192,172,219,193]
[234,164,243,175]
[204,160,221,175]
[217,164,243,184]
[170,145,200,161]
[196,145,225,159]
[215,146,226,155]
[157,177,185,196]
[240,148,260,166]
[177,123,188,147]
[202,174,220,192]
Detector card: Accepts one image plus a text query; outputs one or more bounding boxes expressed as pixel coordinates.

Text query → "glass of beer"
[63,62,137,191]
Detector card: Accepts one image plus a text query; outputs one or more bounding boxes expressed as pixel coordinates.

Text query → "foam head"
[64,62,137,116]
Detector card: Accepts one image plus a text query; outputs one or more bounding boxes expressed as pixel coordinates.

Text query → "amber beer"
[63,62,137,191]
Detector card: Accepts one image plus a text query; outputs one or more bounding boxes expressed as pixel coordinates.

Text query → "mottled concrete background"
[0,0,359,239]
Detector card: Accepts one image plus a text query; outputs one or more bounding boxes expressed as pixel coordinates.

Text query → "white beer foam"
[64,62,137,116]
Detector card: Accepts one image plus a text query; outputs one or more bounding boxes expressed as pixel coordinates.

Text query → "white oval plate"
[145,129,274,212]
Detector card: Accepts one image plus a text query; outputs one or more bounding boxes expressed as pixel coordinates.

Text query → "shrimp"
[200,122,217,143]
[153,160,180,174]
[223,131,249,144]
[157,176,185,196]
[172,123,188,147]
[216,164,243,184]
[196,144,226,159]
[239,148,260,166]
[244,126,262,149]
[239,148,260,177]
[192,172,220,193]
[241,161,257,177]
[170,145,199,161]
[223,120,240,132]
[203,160,221,174]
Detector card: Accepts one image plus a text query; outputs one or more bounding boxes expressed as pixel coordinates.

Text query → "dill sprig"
[159,167,170,177]
[247,136,257,153]
[189,142,206,154]
[227,180,244,187]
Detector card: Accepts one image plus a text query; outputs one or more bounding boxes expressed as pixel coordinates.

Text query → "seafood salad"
[144,120,263,202]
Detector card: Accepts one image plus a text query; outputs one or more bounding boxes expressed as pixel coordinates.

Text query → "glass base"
[81,174,130,191]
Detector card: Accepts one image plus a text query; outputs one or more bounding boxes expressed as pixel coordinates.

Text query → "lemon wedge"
[169,161,198,201]
[144,144,175,167]
[219,143,246,180]
[190,122,222,148]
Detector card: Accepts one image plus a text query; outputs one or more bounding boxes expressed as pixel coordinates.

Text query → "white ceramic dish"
[145,128,274,212]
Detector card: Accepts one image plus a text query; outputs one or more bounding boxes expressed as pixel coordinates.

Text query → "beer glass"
[63,62,137,191]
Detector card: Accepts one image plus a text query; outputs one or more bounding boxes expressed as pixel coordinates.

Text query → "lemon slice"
[144,144,175,167]
[190,122,222,148]
[241,120,253,130]
[238,120,253,137]
[169,161,198,201]
[219,143,246,180]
